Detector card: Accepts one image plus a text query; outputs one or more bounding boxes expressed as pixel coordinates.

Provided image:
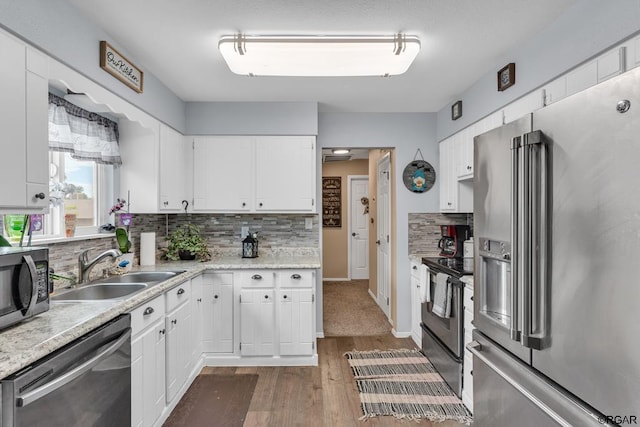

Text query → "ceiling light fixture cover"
[218,34,420,77]
[332,149,351,154]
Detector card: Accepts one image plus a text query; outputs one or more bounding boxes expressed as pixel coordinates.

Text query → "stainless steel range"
[420,257,472,398]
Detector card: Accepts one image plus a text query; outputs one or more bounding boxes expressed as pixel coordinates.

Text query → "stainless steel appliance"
[469,65,640,426]
[421,257,472,397]
[1,314,131,426]
[0,247,50,331]
[437,225,471,258]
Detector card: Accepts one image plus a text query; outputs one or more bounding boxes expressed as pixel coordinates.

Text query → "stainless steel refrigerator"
[469,65,640,426]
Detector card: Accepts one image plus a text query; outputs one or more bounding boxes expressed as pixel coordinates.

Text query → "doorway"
[376,153,391,319]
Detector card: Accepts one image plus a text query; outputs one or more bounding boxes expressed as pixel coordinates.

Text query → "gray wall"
[436,0,640,141]
[186,102,318,135]
[0,0,186,132]
[318,112,438,334]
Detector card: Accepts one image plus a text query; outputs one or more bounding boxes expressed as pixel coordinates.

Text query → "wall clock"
[497,63,516,91]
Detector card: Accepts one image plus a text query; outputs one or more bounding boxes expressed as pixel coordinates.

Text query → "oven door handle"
[16,328,131,407]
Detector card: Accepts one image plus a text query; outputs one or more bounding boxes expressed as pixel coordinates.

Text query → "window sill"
[31,232,115,245]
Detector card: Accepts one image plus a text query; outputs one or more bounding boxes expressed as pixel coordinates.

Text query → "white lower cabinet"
[409,260,422,346]
[165,280,192,404]
[278,288,314,355]
[201,272,234,353]
[240,288,276,356]
[130,296,166,427]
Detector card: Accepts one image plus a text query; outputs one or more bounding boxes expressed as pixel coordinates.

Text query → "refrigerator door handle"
[467,340,571,427]
[510,135,522,342]
[521,130,548,350]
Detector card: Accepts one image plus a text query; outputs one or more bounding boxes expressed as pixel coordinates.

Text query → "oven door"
[421,271,463,358]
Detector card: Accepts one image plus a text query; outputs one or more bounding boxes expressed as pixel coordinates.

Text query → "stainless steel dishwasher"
[1,314,131,427]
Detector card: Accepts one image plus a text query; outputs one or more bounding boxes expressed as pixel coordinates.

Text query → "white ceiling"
[68,0,576,113]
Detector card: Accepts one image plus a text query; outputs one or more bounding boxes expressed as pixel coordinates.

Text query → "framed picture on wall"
[322,177,342,227]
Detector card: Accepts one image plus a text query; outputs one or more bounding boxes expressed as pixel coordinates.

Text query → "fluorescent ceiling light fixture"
[218,34,420,77]
[332,149,351,154]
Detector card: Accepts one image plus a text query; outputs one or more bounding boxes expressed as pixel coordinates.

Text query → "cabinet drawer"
[165,280,191,312]
[276,270,313,287]
[204,272,233,286]
[238,270,275,287]
[130,295,165,336]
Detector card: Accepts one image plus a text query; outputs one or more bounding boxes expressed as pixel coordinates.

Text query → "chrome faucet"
[78,248,122,284]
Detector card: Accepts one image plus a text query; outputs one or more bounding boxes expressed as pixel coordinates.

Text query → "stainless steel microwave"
[0,246,50,330]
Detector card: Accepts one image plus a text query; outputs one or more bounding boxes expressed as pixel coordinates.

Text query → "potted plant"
[166,223,211,261]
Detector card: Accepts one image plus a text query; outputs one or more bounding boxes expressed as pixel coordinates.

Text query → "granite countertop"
[0,251,320,379]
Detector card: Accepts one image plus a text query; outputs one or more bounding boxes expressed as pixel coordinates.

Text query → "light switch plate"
[305,218,313,230]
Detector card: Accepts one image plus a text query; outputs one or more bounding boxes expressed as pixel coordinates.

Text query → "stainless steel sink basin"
[52,283,148,301]
[92,270,185,285]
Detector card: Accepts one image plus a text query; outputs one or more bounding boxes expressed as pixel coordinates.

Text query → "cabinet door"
[240,288,275,356]
[159,124,187,211]
[190,274,203,361]
[410,271,421,346]
[0,32,27,208]
[456,128,473,180]
[278,288,314,356]
[201,276,234,353]
[192,136,253,211]
[439,138,457,212]
[165,301,191,403]
[255,136,316,211]
[131,319,166,427]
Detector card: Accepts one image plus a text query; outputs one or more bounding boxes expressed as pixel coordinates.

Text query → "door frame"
[347,175,369,280]
[376,153,392,320]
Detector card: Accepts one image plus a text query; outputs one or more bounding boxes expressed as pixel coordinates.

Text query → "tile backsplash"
[45,213,319,282]
[408,213,473,257]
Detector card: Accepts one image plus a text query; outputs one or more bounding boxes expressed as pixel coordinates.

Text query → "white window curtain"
[48,93,121,166]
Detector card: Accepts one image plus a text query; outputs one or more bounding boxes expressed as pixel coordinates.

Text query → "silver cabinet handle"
[17,329,131,407]
[291,274,301,280]
[251,274,262,280]
[143,307,154,316]
[177,288,185,295]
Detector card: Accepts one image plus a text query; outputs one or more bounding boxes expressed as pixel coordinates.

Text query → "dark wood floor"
[200,334,467,427]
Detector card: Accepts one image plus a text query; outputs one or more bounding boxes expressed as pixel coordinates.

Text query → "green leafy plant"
[166,223,211,261]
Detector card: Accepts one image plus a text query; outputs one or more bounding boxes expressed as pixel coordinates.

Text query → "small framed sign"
[100,41,144,93]
[497,63,516,92]
[322,177,342,227]
[451,100,462,120]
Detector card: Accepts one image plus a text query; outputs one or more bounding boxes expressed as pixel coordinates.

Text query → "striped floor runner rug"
[345,349,472,424]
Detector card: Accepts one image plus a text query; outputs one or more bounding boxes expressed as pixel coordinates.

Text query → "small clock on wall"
[451,100,462,121]
[497,63,516,91]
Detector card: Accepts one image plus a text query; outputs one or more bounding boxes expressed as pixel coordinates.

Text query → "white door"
[376,154,391,319]
[349,176,369,280]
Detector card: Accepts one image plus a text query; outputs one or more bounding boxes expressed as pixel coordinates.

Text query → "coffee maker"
[438,225,471,258]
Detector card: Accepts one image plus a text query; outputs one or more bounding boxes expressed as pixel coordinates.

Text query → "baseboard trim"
[316,332,325,339]
[322,277,350,282]
[367,289,376,301]
[392,329,412,338]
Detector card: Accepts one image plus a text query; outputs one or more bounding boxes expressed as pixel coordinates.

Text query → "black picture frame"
[451,100,462,120]
[497,63,516,91]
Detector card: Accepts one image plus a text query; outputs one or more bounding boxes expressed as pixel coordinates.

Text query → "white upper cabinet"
[439,136,457,212]
[192,135,316,213]
[0,31,49,211]
[159,124,188,211]
[192,136,253,212]
[255,136,316,211]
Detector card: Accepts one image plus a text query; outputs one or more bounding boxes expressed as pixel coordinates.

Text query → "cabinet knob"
[143,307,154,316]
[197,298,202,302]
[251,274,262,280]
[448,202,452,206]
[412,265,417,270]
[259,202,263,207]
[264,295,269,299]
[35,192,45,200]
[470,296,474,301]
[467,165,472,170]
[291,274,301,280]
[283,294,288,299]
[177,288,185,295]
[214,294,218,299]
[242,202,246,207]
[164,201,169,206]
[172,319,177,325]
[159,329,165,335]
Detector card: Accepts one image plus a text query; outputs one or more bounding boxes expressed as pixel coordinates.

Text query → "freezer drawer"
[468,331,610,427]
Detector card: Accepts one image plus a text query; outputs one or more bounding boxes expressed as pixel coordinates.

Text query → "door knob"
[376,240,381,245]
[352,232,357,237]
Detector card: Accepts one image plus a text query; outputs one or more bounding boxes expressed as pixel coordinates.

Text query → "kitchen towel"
[432,272,451,318]
[139,232,156,266]
[419,264,430,303]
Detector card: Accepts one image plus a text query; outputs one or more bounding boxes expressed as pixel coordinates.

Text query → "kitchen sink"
[92,270,185,285]
[51,283,148,301]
